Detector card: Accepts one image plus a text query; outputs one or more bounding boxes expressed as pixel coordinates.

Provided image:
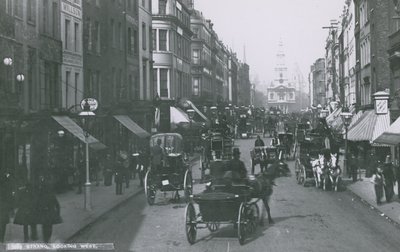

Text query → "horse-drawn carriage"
[144,133,193,205]
[294,134,342,191]
[277,132,295,160]
[185,180,262,245]
[250,146,279,175]
[200,131,234,181]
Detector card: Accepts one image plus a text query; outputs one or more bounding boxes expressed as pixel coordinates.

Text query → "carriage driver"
[224,148,248,180]
[151,138,164,171]
[255,135,265,147]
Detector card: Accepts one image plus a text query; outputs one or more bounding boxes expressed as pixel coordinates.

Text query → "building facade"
[310,58,326,107]
[0,0,63,186]
[151,0,192,100]
[61,0,83,110]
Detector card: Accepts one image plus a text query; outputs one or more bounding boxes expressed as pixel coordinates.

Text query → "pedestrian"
[348,153,358,182]
[36,176,62,243]
[115,157,124,195]
[0,172,14,243]
[14,183,38,242]
[370,166,384,205]
[382,155,395,202]
[103,154,114,186]
[121,153,130,188]
[254,135,265,147]
[394,162,400,199]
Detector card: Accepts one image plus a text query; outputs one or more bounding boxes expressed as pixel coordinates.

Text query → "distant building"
[266,42,296,113]
[309,58,326,107]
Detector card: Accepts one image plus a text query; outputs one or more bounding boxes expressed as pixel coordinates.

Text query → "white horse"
[311,154,325,188]
[326,153,341,191]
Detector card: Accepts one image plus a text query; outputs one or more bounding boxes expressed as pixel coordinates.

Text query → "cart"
[294,134,325,186]
[185,181,261,245]
[250,146,279,175]
[144,133,193,205]
[200,132,234,181]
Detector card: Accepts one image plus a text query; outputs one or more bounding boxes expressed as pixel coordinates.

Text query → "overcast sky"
[195,0,346,92]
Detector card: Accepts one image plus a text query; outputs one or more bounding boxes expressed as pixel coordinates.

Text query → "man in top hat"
[224,148,247,180]
[382,155,395,202]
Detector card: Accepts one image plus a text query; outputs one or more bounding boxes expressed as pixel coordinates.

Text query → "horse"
[311,154,326,188]
[326,153,341,191]
[251,159,289,225]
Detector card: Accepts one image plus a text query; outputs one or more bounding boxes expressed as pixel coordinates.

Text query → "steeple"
[274,40,289,86]
[243,44,247,64]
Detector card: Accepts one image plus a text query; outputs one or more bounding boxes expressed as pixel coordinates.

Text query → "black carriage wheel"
[185,203,197,244]
[184,170,193,202]
[207,222,220,232]
[237,203,248,245]
[144,170,156,205]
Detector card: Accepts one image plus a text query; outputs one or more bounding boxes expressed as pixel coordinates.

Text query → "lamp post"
[341,110,353,178]
[79,99,96,211]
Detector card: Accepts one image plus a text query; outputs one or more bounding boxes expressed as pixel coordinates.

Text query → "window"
[159,0,166,15]
[94,21,100,53]
[42,0,48,33]
[289,92,293,99]
[142,23,146,50]
[160,69,169,97]
[143,62,147,99]
[159,29,167,51]
[193,78,200,96]
[65,20,70,50]
[133,30,138,54]
[87,19,92,50]
[119,22,123,50]
[112,67,116,98]
[66,71,71,107]
[279,94,284,101]
[52,2,58,37]
[270,93,274,99]
[128,28,132,54]
[6,0,12,15]
[14,0,22,18]
[152,29,157,51]
[193,49,200,64]
[28,47,37,109]
[74,22,79,52]
[27,0,36,24]
[75,73,79,106]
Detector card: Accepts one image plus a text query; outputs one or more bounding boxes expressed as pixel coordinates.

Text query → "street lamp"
[341,110,353,178]
[79,100,95,211]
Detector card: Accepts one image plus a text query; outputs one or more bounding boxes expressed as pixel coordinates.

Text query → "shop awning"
[170,107,190,124]
[347,110,390,143]
[52,116,107,150]
[187,100,209,122]
[114,115,150,138]
[348,110,364,131]
[374,116,400,145]
[326,107,343,132]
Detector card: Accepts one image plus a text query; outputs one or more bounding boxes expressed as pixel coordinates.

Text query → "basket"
[194,192,243,222]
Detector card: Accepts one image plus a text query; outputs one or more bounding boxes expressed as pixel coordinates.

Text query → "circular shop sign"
[80,98,98,112]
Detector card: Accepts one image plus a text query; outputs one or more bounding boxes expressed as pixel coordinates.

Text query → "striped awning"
[347,110,390,143]
[348,110,364,131]
[326,107,343,132]
[374,116,400,145]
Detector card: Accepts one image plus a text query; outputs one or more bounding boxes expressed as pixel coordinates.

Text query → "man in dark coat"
[255,135,265,147]
[382,155,395,202]
[151,139,164,171]
[115,157,124,195]
[36,177,62,243]
[224,148,247,180]
[14,183,38,242]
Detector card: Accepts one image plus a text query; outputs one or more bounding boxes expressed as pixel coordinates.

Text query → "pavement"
[3,154,201,244]
[337,155,400,227]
